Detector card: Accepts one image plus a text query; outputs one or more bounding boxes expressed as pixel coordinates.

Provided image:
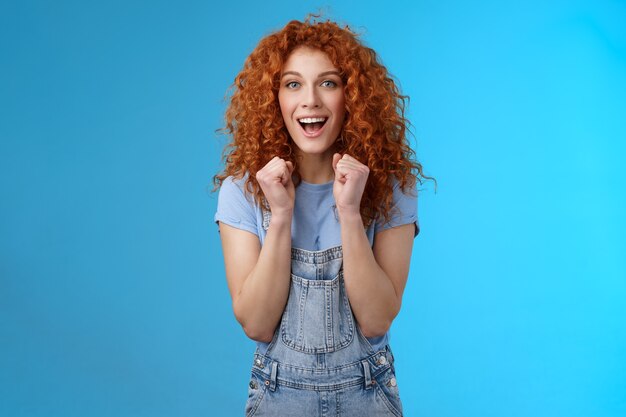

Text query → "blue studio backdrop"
[1,1,625,416]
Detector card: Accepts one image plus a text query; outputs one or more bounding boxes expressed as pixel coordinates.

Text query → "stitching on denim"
[261,197,270,231]
[246,373,267,417]
[374,382,403,417]
[291,245,343,263]
[275,377,363,391]
[252,353,392,377]
[280,270,354,354]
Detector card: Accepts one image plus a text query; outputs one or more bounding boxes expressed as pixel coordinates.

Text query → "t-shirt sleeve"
[374,179,420,237]
[214,176,259,237]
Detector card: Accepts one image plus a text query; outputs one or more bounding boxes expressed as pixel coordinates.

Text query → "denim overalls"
[244,208,403,417]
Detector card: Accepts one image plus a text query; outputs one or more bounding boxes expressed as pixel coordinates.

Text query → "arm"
[219,211,293,343]
[339,216,414,338]
[218,157,295,343]
[332,153,415,338]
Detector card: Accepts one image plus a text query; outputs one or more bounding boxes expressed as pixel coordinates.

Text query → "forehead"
[282,47,337,72]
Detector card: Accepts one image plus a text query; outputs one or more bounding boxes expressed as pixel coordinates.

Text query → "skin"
[219,47,415,342]
[278,47,345,184]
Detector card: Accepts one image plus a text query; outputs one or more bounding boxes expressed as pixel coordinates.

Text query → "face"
[278,47,346,159]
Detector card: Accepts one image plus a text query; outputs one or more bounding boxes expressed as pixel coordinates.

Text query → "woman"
[214,16,433,417]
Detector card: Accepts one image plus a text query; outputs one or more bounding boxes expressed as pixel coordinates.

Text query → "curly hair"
[213,16,435,227]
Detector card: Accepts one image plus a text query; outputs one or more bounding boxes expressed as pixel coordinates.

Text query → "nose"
[301,85,321,109]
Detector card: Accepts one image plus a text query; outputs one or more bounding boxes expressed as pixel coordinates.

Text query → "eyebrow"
[281,70,341,78]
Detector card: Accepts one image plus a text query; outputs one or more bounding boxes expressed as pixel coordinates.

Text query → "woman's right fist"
[255,157,295,215]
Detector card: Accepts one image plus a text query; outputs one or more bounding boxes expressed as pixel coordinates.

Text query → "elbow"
[233,305,275,343]
[360,319,393,339]
[237,315,275,343]
[242,324,274,343]
[359,301,401,339]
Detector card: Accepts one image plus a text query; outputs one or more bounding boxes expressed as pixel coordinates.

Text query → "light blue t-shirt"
[214,174,419,352]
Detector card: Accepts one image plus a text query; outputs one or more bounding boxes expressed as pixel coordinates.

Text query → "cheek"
[333,95,346,117]
[278,96,297,134]
[278,94,294,122]
[277,91,286,111]
[335,100,346,123]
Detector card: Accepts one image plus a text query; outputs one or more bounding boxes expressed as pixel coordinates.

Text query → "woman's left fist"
[332,153,369,216]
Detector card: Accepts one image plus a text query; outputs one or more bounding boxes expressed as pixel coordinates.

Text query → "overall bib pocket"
[280,271,354,353]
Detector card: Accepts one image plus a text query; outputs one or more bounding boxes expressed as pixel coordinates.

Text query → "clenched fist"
[332,153,369,217]
[256,156,295,216]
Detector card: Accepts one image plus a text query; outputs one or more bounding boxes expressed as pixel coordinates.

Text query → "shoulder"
[216,173,260,213]
[214,173,260,234]
[392,176,417,196]
[220,173,249,191]
[390,177,417,211]
[374,176,419,236]
[218,174,254,201]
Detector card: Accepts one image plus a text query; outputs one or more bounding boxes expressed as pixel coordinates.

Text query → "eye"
[321,80,337,88]
[285,81,300,89]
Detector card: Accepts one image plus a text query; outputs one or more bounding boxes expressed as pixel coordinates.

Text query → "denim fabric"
[216,175,419,356]
[244,243,404,417]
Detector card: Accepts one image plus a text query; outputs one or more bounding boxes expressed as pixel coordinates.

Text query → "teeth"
[298,117,327,124]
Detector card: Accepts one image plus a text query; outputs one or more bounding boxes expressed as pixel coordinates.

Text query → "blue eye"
[286,81,300,89]
[321,80,337,87]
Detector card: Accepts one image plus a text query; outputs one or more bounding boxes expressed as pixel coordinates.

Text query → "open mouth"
[298,117,328,135]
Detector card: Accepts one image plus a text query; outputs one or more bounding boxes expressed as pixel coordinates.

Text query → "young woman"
[214,16,433,417]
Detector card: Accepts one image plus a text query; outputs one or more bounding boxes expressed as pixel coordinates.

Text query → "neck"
[296,151,335,184]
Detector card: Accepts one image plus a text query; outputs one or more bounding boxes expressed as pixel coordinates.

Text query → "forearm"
[234,212,292,341]
[340,211,400,338]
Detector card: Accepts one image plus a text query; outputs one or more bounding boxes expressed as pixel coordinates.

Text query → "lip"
[296,116,328,138]
[296,114,328,120]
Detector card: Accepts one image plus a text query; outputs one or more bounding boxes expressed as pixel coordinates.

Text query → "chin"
[293,141,336,156]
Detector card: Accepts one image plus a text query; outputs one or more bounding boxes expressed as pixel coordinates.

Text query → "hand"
[256,157,295,216]
[332,153,369,216]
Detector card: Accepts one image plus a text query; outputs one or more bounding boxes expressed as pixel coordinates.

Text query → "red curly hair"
[214,16,434,226]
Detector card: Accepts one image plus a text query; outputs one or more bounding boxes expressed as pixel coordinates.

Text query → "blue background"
[1,1,625,416]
